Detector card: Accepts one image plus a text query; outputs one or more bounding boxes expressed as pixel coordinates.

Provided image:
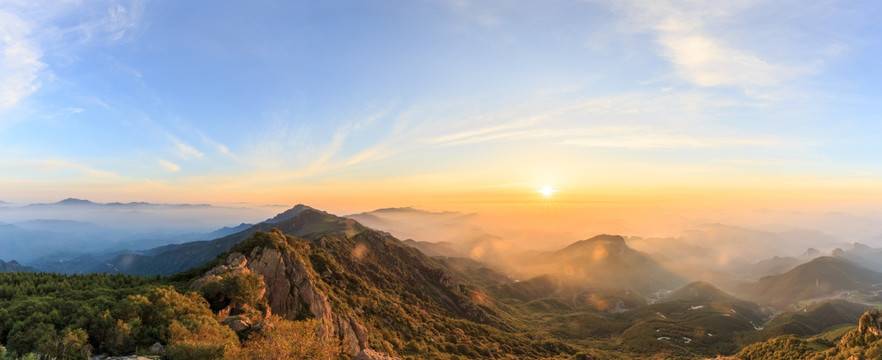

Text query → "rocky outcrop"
[147,342,165,355]
[192,244,373,356]
[858,309,882,337]
[222,316,253,333]
[353,348,402,360]
[189,253,251,291]
[190,253,269,333]
[244,247,369,356]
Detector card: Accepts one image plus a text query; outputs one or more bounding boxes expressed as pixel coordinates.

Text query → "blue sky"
[1,0,881,209]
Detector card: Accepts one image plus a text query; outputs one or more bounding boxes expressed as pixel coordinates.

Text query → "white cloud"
[0,1,145,113]
[558,133,781,149]
[106,2,144,41]
[303,109,394,173]
[158,159,180,172]
[655,19,780,87]
[599,0,803,90]
[0,9,45,110]
[216,144,230,155]
[171,137,203,160]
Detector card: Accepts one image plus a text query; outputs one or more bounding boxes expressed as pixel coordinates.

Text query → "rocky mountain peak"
[265,204,318,223]
[193,229,371,356]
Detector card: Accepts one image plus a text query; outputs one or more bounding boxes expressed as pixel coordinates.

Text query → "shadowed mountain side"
[735,256,882,310]
[737,300,871,345]
[730,256,809,281]
[401,239,461,258]
[831,243,882,273]
[100,205,363,276]
[434,256,513,288]
[619,281,767,357]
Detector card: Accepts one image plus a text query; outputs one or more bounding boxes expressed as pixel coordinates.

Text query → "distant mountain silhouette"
[829,243,882,272]
[520,234,686,295]
[0,259,37,272]
[25,198,213,208]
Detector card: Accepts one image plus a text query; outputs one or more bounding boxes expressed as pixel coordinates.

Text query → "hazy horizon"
[3,195,881,256]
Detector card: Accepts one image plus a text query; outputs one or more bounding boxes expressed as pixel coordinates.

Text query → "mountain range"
[4,203,882,358]
[736,256,882,310]
[0,259,37,272]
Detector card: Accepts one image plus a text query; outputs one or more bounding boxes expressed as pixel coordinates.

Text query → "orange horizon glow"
[5,175,882,247]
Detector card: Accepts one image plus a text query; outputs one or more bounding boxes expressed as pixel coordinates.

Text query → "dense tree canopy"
[0,272,328,360]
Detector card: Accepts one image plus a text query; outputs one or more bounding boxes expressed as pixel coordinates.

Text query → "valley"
[3,203,882,359]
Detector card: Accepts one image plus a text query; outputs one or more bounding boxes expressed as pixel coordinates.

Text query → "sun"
[538,185,556,197]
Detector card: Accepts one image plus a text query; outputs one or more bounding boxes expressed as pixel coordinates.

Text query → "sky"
[2,0,882,238]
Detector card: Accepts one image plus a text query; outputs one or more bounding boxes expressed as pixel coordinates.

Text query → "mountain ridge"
[736,256,882,309]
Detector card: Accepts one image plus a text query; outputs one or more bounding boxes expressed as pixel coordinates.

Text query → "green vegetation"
[6,207,882,360]
[735,335,819,360]
[231,316,337,359]
[0,271,327,359]
[0,272,157,358]
[227,229,592,359]
[738,256,882,310]
[737,300,870,345]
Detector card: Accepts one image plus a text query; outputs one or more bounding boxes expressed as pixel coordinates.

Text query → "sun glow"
[538,185,556,197]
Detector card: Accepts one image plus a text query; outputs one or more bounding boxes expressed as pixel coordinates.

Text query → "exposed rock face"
[189,253,251,291]
[147,342,165,355]
[858,309,882,337]
[191,253,269,334]
[244,247,369,356]
[222,316,253,333]
[353,348,402,360]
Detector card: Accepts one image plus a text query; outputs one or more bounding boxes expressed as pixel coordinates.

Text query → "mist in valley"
[5,197,881,289]
[347,204,882,296]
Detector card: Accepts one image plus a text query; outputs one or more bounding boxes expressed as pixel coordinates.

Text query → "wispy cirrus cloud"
[557,132,791,149]
[157,159,180,172]
[597,0,819,92]
[0,0,145,114]
[420,116,545,146]
[655,19,783,88]
[171,136,202,160]
[0,9,45,111]
[105,2,144,41]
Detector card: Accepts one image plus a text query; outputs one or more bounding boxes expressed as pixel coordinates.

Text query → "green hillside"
[737,256,882,310]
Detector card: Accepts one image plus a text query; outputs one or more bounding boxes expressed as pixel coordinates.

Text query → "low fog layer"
[346,206,882,290]
[4,198,882,290]
[0,199,282,230]
[0,199,283,263]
